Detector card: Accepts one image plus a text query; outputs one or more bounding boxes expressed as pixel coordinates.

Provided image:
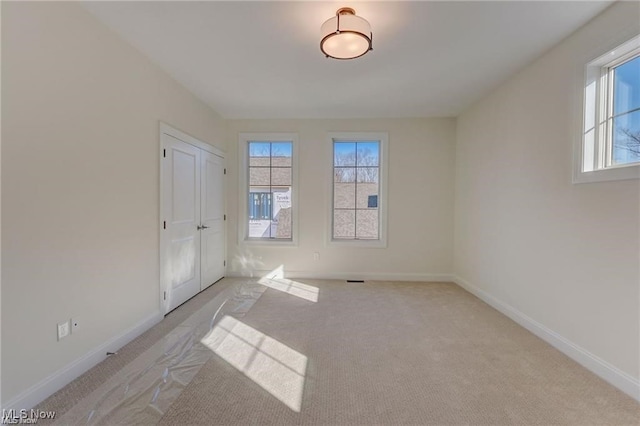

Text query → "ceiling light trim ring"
[320,31,373,60]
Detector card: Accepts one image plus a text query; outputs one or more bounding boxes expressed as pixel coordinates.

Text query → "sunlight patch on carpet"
[201,315,307,412]
[258,265,319,302]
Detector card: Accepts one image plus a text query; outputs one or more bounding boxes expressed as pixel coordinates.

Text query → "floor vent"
[346,280,365,283]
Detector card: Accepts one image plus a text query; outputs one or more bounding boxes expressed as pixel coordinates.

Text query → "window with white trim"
[577,34,640,182]
[239,134,298,244]
[329,133,388,246]
[608,54,640,166]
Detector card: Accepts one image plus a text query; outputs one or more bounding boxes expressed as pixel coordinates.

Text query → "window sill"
[573,163,640,184]
[327,239,388,249]
[241,238,298,247]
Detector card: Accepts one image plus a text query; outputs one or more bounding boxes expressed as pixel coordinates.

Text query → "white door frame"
[159,122,226,314]
[200,150,226,291]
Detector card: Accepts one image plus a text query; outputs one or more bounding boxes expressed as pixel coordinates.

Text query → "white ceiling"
[82,1,612,119]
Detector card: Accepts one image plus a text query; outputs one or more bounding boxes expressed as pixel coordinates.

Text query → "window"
[249,192,271,220]
[576,34,640,183]
[609,55,640,166]
[329,133,388,247]
[239,134,298,244]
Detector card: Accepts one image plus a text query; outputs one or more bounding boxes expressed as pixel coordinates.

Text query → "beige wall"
[454,0,640,383]
[227,118,456,279]
[1,2,225,405]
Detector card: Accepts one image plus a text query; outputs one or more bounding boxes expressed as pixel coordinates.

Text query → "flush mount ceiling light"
[320,7,373,60]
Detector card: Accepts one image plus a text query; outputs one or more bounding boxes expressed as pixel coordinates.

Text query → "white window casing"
[327,132,389,248]
[238,133,299,246]
[574,33,640,183]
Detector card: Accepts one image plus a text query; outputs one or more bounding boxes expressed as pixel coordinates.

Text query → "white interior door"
[162,134,201,313]
[200,151,225,290]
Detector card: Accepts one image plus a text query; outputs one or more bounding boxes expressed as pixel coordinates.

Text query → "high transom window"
[577,34,640,183]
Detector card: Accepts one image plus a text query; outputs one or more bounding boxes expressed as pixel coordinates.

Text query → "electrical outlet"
[313,252,320,261]
[57,321,70,341]
[71,317,80,333]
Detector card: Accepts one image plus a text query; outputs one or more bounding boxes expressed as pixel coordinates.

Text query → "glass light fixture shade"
[320,8,373,60]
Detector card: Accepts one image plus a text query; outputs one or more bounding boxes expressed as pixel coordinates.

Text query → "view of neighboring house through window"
[333,140,380,240]
[610,54,640,166]
[248,141,293,239]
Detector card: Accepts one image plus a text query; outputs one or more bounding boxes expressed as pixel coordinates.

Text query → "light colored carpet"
[160,279,639,425]
[39,278,640,425]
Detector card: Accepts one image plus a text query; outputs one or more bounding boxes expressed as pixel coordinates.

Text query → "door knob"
[201,225,210,229]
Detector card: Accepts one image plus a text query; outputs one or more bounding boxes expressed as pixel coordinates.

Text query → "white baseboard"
[453,275,640,402]
[3,311,163,411]
[226,269,454,283]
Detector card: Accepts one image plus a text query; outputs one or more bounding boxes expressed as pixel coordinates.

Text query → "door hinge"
[224,260,226,267]
[163,221,166,230]
[163,291,167,301]
[224,168,226,175]
[163,149,166,158]
[224,214,226,221]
